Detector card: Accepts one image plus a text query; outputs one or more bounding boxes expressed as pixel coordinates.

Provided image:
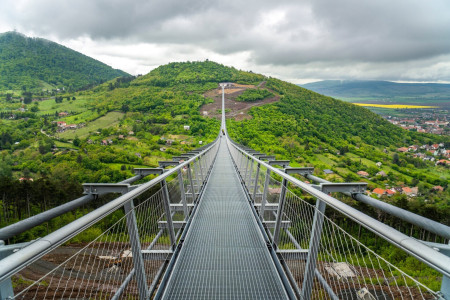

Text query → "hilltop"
[0,31,129,92]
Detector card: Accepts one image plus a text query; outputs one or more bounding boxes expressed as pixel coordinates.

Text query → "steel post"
[177,170,188,220]
[273,178,288,247]
[198,157,205,184]
[187,164,196,202]
[252,163,261,202]
[260,169,271,220]
[161,180,176,249]
[123,199,149,300]
[243,156,250,186]
[247,159,254,190]
[301,199,327,300]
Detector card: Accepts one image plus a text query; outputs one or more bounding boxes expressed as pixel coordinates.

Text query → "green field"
[59,111,124,139]
[37,97,90,116]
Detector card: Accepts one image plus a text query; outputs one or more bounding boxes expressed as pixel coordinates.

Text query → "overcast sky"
[1,0,450,84]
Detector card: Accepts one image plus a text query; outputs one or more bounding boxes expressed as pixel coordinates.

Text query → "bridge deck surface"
[162,138,288,299]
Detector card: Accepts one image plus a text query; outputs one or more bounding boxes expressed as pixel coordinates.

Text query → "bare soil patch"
[201,82,279,121]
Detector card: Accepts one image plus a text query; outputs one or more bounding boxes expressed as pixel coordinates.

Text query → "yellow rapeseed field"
[353,103,438,109]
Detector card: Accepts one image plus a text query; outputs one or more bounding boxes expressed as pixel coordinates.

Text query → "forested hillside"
[0,31,128,92]
[227,77,449,224]
[0,61,264,241]
[0,60,448,242]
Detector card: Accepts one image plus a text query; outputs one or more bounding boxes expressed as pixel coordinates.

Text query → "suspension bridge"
[0,84,449,299]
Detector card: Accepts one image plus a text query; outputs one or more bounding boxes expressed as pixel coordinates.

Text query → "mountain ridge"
[302,80,450,100]
[0,31,129,92]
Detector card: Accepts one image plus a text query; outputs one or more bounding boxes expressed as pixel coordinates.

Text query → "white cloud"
[1,0,450,82]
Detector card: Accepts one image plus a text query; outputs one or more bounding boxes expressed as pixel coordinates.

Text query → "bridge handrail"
[227,138,450,279]
[0,138,220,284]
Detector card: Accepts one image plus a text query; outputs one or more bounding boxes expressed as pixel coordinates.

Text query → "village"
[384,109,449,135]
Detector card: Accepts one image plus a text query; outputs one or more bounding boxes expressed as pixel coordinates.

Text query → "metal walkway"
[161,138,289,299]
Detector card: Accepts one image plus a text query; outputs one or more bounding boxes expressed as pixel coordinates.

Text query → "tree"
[73,136,81,147]
[393,153,400,165]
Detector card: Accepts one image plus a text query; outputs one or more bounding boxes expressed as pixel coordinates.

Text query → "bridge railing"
[0,138,220,299]
[226,137,450,300]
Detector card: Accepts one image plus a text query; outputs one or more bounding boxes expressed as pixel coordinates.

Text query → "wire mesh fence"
[3,141,219,299]
[227,141,443,300]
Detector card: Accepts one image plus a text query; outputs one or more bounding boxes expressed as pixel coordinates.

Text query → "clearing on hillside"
[201,82,279,121]
[59,111,124,139]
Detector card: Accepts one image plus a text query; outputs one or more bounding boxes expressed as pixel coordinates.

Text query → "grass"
[59,111,124,139]
[54,141,77,149]
[36,97,90,116]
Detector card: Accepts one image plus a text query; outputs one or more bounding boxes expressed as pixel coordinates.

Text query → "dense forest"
[0,31,128,92]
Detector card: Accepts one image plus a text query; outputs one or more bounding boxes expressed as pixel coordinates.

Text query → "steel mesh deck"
[161,139,288,299]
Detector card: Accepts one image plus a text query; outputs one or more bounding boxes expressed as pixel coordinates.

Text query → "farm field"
[59,111,124,139]
[353,103,438,109]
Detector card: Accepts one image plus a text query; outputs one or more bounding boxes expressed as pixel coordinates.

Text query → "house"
[58,112,69,117]
[199,141,203,145]
[108,139,113,144]
[323,169,334,175]
[386,189,396,196]
[376,162,382,167]
[357,171,369,177]
[101,140,108,145]
[128,131,134,135]
[402,187,417,197]
[408,145,418,152]
[135,153,141,158]
[166,139,173,146]
[19,177,34,182]
[118,135,124,139]
[57,121,67,127]
[184,125,190,130]
[67,124,77,129]
[433,186,444,192]
[436,159,450,166]
[397,147,408,152]
[372,188,386,196]
[376,171,387,177]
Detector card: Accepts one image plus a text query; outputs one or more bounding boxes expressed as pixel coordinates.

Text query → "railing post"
[247,159,254,190]
[260,169,271,220]
[198,156,205,184]
[301,198,327,300]
[273,177,288,247]
[238,151,245,174]
[187,164,196,202]
[123,199,150,300]
[177,170,188,220]
[252,163,261,202]
[243,156,250,187]
[161,180,176,250]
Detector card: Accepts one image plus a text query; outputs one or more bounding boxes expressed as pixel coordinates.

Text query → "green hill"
[0,60,448,242]
[0,31,129,92]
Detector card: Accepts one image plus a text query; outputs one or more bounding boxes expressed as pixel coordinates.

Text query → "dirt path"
[201,82,279,121]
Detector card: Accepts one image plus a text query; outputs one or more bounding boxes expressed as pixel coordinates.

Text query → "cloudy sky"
[1,0,450,83]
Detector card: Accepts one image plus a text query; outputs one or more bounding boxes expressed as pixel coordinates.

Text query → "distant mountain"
[0,31,129,92]
[302,80,450,99]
